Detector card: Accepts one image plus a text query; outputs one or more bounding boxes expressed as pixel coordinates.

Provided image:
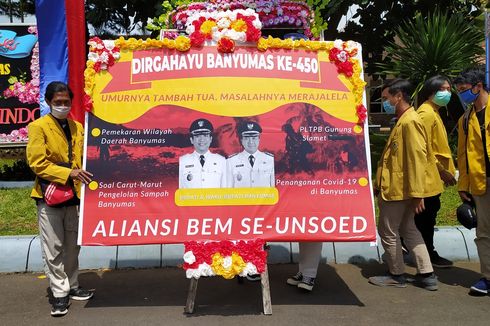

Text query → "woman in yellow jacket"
[370,79,440,291]
[26,82,94,316]
[414,75,457,268]
[453,68,490,295]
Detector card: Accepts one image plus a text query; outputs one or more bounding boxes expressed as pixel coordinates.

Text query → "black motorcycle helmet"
[456,200,477,230]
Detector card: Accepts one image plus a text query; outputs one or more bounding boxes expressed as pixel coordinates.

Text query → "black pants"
[414,194,441,254]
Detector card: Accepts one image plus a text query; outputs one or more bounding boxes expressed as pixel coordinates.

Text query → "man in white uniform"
[179,119,226,188]
[227,120,274,282]
[227,121,275,188]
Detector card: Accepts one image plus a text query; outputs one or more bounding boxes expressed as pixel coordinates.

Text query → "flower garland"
[0,127,28,143]
[149,1,315,39]
[87,37,121,73]
[84,36,367,123]
[84,37,122,112]
[2,26,40,104]
[183,239,267,279]
[185,9,262,49]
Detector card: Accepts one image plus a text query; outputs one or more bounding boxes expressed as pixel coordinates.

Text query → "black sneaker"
[430,251,453,268]
[51,296,69,317]
[416,273,438,291]
[298,276,316,291]
[286,272,303,286]
[69,287,94,301]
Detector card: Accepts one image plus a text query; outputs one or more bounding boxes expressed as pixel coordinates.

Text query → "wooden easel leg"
[184,277,199,314]
[260,264,272,315]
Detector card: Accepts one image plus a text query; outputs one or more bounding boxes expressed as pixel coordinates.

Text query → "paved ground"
[1,261,489,326]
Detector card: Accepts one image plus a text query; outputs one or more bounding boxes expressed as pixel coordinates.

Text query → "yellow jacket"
[375,107,443,201]
[457,98,490,195]
[26,114,85,199]
[417,101,456,177]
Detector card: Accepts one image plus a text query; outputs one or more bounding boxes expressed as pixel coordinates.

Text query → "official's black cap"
[190,119,213,135]
[238,121,262,137]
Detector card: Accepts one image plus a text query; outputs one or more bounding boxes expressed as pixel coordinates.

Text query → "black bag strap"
[462,108,472,175]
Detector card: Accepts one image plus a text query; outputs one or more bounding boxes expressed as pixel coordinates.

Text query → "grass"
[0,187,37,235]
[0,133,461,235]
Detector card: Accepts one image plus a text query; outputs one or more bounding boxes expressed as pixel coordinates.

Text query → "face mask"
[432,90,451,107]
[458,88,479,106]
[383,100,395,114]
[51,106,71,119]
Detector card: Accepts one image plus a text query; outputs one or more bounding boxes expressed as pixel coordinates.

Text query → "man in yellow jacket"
[27,82,93,316]
[414,75,457,268]
[454,68,490,295]
[370,79,440,291]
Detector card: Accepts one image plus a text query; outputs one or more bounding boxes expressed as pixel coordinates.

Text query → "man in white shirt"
[179,119,226,188]
[227,120,275,188]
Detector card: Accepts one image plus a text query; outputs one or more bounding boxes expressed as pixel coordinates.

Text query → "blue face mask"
[432,90,451,107]
[459,88,479,106]
[383,100,395,114]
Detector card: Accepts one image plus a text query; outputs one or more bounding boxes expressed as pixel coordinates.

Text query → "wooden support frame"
[184,265,272,315]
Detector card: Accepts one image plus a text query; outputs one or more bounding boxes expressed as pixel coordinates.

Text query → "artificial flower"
[357,104,367,124]
[183,251,196,264]
[217,37,235,53]
[175,35,191,52]
[200,20,217,37]
[190,32,205,47]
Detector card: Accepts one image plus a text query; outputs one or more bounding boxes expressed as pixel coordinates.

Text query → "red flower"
[246,26,261,42]
[328,47,340,62]
[217,37,235,53]
[336,61,354,77]
[190,32,205,47]
[83,93,93,112]
[182,239,268,273]
[356,104,367,123]
[93,61,102,73]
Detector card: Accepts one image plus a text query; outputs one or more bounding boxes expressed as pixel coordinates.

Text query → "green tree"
[85,0,161,35]
[0,0,35,20]
[320,0,486,77]
[377,10,484,95]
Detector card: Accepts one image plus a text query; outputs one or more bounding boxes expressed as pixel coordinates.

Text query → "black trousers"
[414,194,441,254]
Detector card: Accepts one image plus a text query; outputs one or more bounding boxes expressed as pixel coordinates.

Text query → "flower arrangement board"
[0,25,39,145]
[79,36,375,246]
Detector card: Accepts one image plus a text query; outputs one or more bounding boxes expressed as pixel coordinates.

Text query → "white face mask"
[51,106,71,119]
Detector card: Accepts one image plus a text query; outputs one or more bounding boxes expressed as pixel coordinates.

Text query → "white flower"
[183,251,196,264]
[212,29,225,42]
[99,51,109,63]
[87,39,98,48]
[186,25,195,35]
[87,52,99,63]
[197,263,214,276]
[112,52,120,60]
[345,41,358,52]
[222,256,232,269]
[225,29,246,43]
[252,19,262,29]
[186,268,200,279]
[333,39,344,50]
[217,17,231,29]
[103,40,115,50]
[337,50,348,62]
